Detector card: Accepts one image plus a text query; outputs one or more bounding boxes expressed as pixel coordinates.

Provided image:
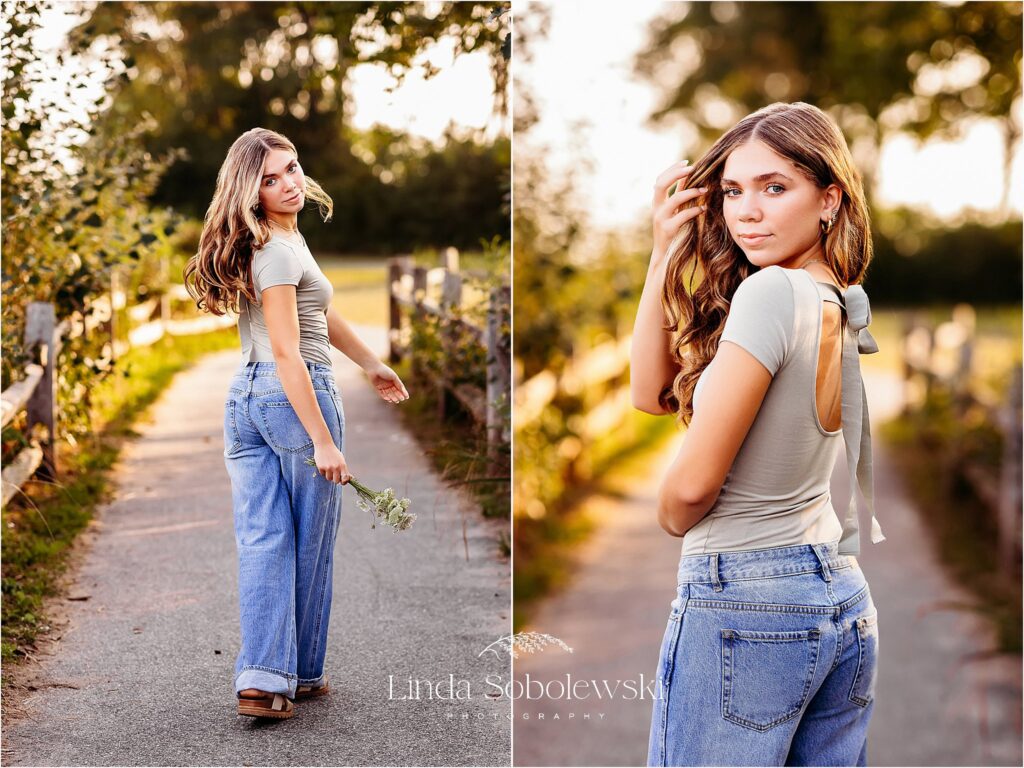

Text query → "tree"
[636,1,1022,214]
[2,0,181,434]
[63,2,511,249]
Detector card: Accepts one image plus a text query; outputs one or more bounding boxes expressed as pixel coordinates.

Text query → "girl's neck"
[267,215,299,233]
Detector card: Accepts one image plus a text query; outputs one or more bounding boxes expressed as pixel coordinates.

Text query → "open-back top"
[682,265,885,557]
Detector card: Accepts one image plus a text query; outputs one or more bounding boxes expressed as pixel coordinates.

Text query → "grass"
[0,326,239,671]
[388,357,511,551]
[859,304,1020,391]
[320,260,392,328]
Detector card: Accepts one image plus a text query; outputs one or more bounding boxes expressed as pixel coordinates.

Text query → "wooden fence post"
[999,366,1023,578]
[486,285,510,474]
[438,249,463,421]
[411,265,428,380]
[160,253,171,330]
[109,266,119,363]
[24,302,58,481]
[388,258,405,364]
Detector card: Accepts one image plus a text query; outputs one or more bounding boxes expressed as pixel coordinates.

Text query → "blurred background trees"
[64,1,511,253]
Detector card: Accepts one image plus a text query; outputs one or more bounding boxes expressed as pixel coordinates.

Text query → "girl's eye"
[721,183,785,197]
[265,164,297,186]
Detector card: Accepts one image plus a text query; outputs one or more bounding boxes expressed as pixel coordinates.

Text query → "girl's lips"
[740,234,771,245]
[285,192,303,203]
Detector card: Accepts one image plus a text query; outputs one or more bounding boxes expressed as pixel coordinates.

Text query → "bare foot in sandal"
[295,675,330,701]
[237,689,294,719]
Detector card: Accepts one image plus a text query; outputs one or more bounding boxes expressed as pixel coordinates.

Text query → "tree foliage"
[1,1,182,441]
[637,2,1021,145]
[64,1,511,251]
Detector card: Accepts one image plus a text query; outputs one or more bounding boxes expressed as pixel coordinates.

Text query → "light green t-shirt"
[237,234,333,366]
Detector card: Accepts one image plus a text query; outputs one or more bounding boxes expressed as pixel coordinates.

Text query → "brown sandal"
[295,675,330,701]
[237,690,294,719]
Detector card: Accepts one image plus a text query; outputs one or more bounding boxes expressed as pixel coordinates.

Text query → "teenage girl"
[631,102,884,766]
[185,127,409,719]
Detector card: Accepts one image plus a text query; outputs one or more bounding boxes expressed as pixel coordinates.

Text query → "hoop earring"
[821,208,838,235]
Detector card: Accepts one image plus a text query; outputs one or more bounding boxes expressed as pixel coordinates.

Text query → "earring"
[821,209,838,235]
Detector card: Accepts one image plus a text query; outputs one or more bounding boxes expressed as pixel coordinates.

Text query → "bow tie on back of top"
[819,279,886,555]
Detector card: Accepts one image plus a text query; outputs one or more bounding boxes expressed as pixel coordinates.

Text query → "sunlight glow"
[518,1,1022,232]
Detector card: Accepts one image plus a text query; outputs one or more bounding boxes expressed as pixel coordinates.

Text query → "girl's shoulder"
[731,265,794,308]
[255,234,304,254]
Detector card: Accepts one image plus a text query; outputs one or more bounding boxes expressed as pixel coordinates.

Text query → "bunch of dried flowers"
[304,457,415,533]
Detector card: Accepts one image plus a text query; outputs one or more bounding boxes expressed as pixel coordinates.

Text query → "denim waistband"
[238,361,334,378]
[677,540,853,585]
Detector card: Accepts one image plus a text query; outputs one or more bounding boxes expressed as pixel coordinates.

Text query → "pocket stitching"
[656,598,687,766]
[721,628,821,732]
[258,401,314,453]
[224,399,242,456]
[848,614,878,708]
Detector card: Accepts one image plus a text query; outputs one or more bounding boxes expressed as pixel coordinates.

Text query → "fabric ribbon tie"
[837,283,886,555]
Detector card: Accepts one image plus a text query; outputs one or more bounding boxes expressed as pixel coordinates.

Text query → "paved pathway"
[513,370,1022,767]
[3,326,511,767]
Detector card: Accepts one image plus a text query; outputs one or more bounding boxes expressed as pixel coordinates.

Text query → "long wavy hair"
[184,128,333,315]
[660,101,873,426]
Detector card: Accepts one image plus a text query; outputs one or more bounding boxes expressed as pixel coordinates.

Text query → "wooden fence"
[387,248,511,466]
[1,267,234,506]
[900,304,1023,577]
[514,332,634,487]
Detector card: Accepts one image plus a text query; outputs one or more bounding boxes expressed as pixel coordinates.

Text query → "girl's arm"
[629,256,676,414]
[656,340,772,536]
[262,285,336,449]
[630,161,706,414]
[325,305,409,403]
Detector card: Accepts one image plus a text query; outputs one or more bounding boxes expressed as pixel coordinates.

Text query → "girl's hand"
[313,440,351,484]
[365,362,409,404]
[652,160,707,265]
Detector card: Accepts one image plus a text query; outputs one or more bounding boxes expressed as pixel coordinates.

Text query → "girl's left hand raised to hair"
[651,160,707,266]
[366,362,410,404]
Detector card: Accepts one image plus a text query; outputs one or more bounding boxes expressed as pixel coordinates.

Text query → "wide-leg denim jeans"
[647,541,879,767]
[223,360,345,699]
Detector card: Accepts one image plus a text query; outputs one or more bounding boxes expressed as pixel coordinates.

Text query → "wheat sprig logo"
[478,632,574,659]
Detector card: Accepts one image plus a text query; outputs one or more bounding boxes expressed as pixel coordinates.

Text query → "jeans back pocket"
[721,627,821,731]
[849,613,878,707]
[258,400,315,453]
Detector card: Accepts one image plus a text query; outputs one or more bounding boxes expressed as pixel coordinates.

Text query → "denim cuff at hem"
[297,671,327,687]
[235,666,297,698]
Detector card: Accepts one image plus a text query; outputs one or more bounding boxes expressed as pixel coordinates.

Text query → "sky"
[516,0,1023,234]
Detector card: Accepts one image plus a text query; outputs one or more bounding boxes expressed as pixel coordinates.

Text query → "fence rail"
[1,271,233,506]
[387,249,510,468]
[515,333,634,490]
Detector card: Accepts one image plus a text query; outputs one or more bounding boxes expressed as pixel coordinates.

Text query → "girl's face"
[258,148,306,214]
[719,139,840,270]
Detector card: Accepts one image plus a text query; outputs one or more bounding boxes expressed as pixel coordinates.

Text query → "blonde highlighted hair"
[184,128,333,315]
[660,101,873,425]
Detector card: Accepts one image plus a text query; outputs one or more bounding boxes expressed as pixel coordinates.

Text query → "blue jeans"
[222,361,345,698]
[647,541,879,766]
